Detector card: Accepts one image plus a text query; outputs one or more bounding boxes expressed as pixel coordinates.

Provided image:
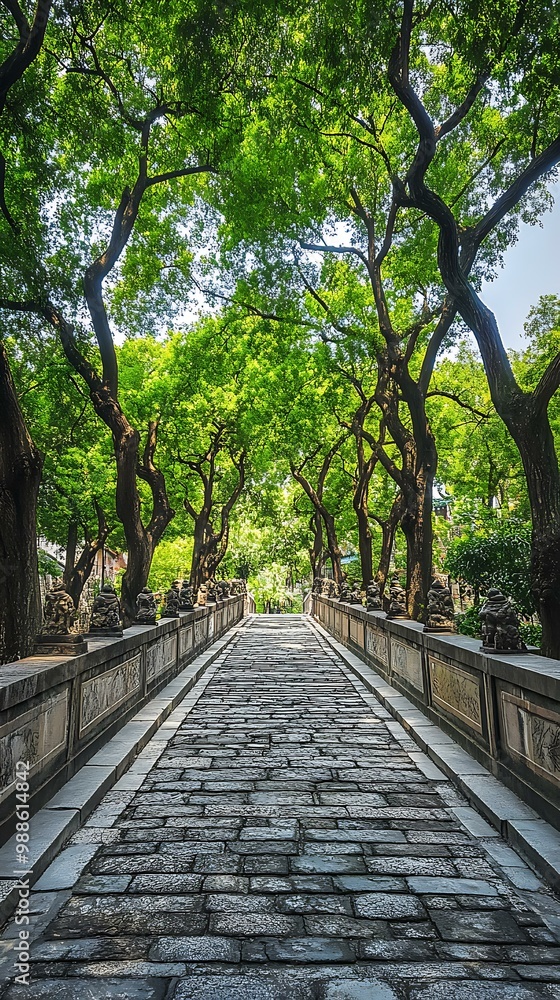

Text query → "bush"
[454,605,481,638]
[446,518,535,617]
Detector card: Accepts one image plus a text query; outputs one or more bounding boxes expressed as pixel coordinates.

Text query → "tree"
[386,0,560,654]
[213,16,467,618]
[0,0,56,659]
[0,2,237,621]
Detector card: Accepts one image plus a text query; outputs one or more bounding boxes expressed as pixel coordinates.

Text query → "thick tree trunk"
[114,420,173,624]
[0,342,43,662]
[509,411,560,658]
[355,502,373,587]
[322,509,343,585]
[376,521,394,596]
[399,437,436,621]
[190,516,208,593]
[309,511,326,577]
[434,271,560,655]
[401,478,433,622]
[190,517,231,592]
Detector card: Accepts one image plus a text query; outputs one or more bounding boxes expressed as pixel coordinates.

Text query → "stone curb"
[307,616,560,892]
[0,622,243,928]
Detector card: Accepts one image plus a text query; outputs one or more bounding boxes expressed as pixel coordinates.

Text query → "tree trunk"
[355,501,373,586]
[322,509,343,585]
[510,410,560,658]
[64,503,109,608]
[375,496,403,596]
[435,271,560,655]
[113,421,157,624]
[0,342,43,662]
[64,521,78,589]
[376,521,394,595]
[399,437,436,621]
[309,511,326,577]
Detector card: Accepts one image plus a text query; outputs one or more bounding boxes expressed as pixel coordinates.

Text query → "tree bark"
[387,0,560,652]
[373,493,404,596]
[291,465,344,585]
[0,341,43,662]
[63,501,110,608]
[400,455,434,621]
[309,511,327,577]
[63,520,78,591]
[355,501,373,587]
[186,447,246,592]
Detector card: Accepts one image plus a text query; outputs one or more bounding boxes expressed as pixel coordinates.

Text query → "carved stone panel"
[179,626,193,656]
[194,619,207,646]
[208,615,215,639]
[429,656,483,734]
[349,616,364,648]
[333,610,342,638]
[80,655,141,738]
[0,690,69,802]
[146,634,177,683]
[366,627,389,668]
[501,691,560,787]
[390,639,424,693]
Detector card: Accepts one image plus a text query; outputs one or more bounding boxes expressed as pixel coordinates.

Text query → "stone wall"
[312,595,560,832]
[0,597,244,844]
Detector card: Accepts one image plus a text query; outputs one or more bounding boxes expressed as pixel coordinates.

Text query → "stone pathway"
[1,615,560,999]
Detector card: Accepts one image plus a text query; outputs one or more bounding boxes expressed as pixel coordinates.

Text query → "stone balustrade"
[0,596,245,845]
[312,595,560,833]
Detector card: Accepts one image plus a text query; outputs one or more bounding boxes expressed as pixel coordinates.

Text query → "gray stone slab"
[264,936,355,962]
[149,935,240,961]
[322,983,399,1000]
[507,820,560,890]
[290,856,366,874]
[409,985,556,1000]
[32,843,100,890]
[1,981,168,1000]
[174,976,310,1000]
[431,911,528,943]
[407,877,498,895]
[354,893,426,920]
[450,806,500,838]
[0,807,80,878]
[458,775,539,832]
[46,766,116,817]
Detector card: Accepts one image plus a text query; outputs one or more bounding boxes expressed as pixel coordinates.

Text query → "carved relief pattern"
[333,611,342,638]
[180,627,193,656]
[0,691,69,801]
[429,657,483,733]
[366,627,389,668]
[194,619,207,645]
[80,655,141,737]
[501,691,560,786]
[208,615,215,638]
[349,617,364,647]
[146,634,177,682]
[390,640,424,692]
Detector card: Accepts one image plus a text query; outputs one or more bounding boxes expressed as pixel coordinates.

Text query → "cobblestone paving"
[2,616,560,999]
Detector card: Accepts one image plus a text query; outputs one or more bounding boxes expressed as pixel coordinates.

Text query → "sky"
[481,183,560,350]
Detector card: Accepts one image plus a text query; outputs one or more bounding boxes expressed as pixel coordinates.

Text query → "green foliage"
[446,517,534,616]
[249,563,300,614]
[38,551,63,579]
[148,539,194,595]
[454,604,482,638]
